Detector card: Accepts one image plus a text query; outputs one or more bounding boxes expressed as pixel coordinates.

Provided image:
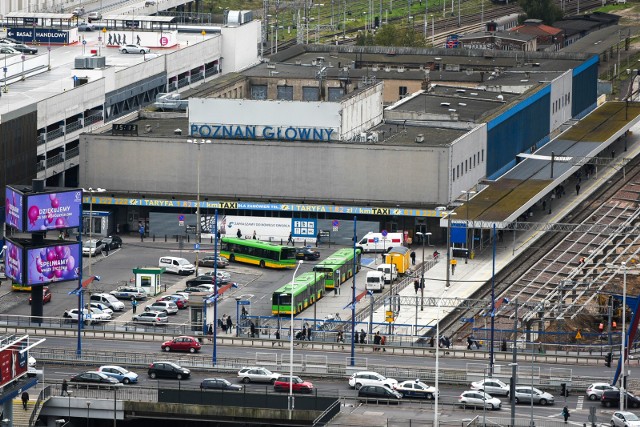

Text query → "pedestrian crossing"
[576,396,584,410]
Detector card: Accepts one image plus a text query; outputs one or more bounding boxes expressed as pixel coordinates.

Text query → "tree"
[519,0,563,25]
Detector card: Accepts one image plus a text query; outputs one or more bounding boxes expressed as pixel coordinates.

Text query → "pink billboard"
[27,243,81,285]
[26,190,82,232]
[4,240,24,284]
[5,187,24,231]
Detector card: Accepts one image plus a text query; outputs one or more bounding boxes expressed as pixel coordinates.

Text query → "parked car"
[513,386,554,405]
[119,44,150,54]
[29,287,51,304]
[611,411,640,427]
[394,380,437,399]
[186,275,218,288]
[156,294,188,309]
[237,367,280,384]
[358,385,403,402]
[72,7,85,16]
[101,236,123,250]
[471,378,510,396]
[132,311,168,325]
[195,284,218,293]
[273,376,314,393]
[295,247,320,260]
[144,301,178,315]
[459,391,502,410]
[161,336,201,353]
[203,270,231,281]
[98,366,138,384]
[89,302,113,316]
[90,293,125,311]
[197,256,228,268]
[0,38,19,45]
[70,371,120,386]
[0,47,20,55]
[82,239,104,256]
[181,287,211,295]
[77,22,94,31]
[587,383,619,401]
[200,378,243,391]
[602,390,640,408]
[110,286,146,300]
[11,44,37,54]
[349,371,398,390]
[148,361,190,380]
[173,291,190,301]
[63,308,110,324]
[87,11,102,21]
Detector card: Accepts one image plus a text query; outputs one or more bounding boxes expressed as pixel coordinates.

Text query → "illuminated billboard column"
[27,243,81,285]
[26,190,83,232]
[5,187,24,231]
[4,240,24,284]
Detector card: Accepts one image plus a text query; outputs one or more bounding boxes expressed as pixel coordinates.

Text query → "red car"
[161,336,201,353]
[273,376,314,393]
[156,295,187,309]
[29,287,52,305]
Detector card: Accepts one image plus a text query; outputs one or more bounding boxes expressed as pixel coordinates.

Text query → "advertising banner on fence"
[0,337,29,388]
[26,243,81,285]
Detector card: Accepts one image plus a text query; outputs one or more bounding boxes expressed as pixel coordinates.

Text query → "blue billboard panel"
[5,187,24,231]
[450,223,467,244]
[4,240,24,284]
[26,243,81,285]
[292,218,317,238]
[7,28,69,44]
[26,190,82,232]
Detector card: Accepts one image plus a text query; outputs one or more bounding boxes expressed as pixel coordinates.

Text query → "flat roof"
[560,25,627,54]
[103,15,178,23]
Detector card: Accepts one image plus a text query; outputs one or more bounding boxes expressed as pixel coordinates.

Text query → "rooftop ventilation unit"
[415,134,425,143]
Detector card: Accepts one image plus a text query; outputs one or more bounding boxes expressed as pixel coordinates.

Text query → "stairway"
[12,398,34,427]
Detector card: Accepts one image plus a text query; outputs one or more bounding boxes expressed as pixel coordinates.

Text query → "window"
[457,165,460,178]
[481,149,484,162]
[399,86,408,98]
[302,86,319,101]
[452,168,455,181]
[473,154,476,167]
[328,87,344,102]
[277,85,293,100]
[250,85,268,100]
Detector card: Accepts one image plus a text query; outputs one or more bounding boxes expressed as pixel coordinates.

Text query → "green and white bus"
[312,247,361,289]
[272,272,326,315]
[220,237,297,269]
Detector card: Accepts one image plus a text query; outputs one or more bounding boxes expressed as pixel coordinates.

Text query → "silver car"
[611,411,640,427]
[132,311,168,325]
[514,386,554,405]
[587,382,618,401]
[237,367,280,384]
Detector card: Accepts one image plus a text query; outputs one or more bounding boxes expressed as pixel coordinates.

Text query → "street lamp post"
[607,261,629,409]
[187,139,212,276]
[83,187,106,278]
[415,232,431,310]
[435,288,448,427]
[461,190,476,261]
[437,207,456,288]
[288,260,303,419]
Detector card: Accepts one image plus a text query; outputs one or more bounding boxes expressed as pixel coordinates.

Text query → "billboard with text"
[26,190,82,232]
[5,187,24,231]
[27,243,81,285]
[0,337,29,388]
[4,240,24,284]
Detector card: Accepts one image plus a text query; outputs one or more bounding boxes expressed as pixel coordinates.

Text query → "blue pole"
[489,224,496,376]
[77,200,84,356]
[213,209,218,365]
[350,216,357,366]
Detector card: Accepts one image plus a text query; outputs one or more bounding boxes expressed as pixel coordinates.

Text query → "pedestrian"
[501,339,507,352]
[380,335,386,352]
[250,321,256,338]
[467,336,473,350]
[316,231,321,247]
[302,325,307,340]
[217,230,221,240]
[139,222,144,242]
[414,279,420,294]
[21,391,29,410]
[576,183,581,196]
[207,324,213,341]
[429,336,435,347]
[306,326,312,341]
[288,232,293,246]
[103,242,109,257]
[562,406,570,424]
[410,251,416,265]
[218,318,226,333]
[226,316,233,334]
[451,259,457,275]
[131,299,138,314]
[274,329,281,346]
[433,250,440,260]
[359,329,366,344]
[236,229,242,239]
[61,379,69,396]
[373,331,381,351]
[253,230,257,240]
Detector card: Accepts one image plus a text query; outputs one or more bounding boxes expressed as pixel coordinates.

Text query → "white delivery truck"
[377,263,398,284]
[365,271,386,292]
[356,232,404,253]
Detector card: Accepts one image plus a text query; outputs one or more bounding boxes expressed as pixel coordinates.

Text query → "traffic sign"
[575,329,582,339]
[82,40,86,45]
[381,230,388,237]
[179,215,185,221]
[194,243,200,250]
[238,300,250,305]
[332,220,339,227]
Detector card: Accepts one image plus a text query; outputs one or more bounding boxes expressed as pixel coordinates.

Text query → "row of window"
[250,85,344,102]
[453,149,484,182]
[552,92,571,114]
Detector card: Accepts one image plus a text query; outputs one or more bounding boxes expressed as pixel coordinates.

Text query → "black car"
[102,236,123,250]
[200,378,243,391]
[295,247,320,260]
[148,361,191,380]
[185,275,229,287]
[358,385,403,402]
[602,390,640,408]
[11,44,37,54]
[70,371,120,386]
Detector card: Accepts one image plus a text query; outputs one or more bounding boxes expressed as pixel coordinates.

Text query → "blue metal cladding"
[486,87,551,178]
[572,56,599,118]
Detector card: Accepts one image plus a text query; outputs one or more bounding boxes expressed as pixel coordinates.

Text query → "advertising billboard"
[0,337,29,388]
[5,187,24,231]
[26,243,81,286]
[6,28,69,44]
[4,240,24,284]
[26,190,82,232]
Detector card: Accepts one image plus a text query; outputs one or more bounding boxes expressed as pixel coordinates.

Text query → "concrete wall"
[165,36,222,78]
[221,20,260,73]
[549,70,572,132]
[340,82,384,141]
[449,124,487,202]
[80,134,451,206]
[37,79,105,126]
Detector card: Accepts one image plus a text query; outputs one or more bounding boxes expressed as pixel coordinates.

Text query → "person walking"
[252,230,257,240]
[236,229,242,239]
[131,299,138,314]
[562,406,570,424]
[250,321,256,338]
[380,335,386,352]
[373,331,381,351]
[306,326,312,341]
[103,242,109,257]
[410,251,416,265]
[336,331,345,349]
[287,232,294,246]
[226,316,233,334]
[21,391,29,410]
[414,279,420,294]
[576,183,581,196]
[359,329,366,344]
[302,325,307,341]
[207,324,213,342]
[61,379,69,396]
[316,231,321,247]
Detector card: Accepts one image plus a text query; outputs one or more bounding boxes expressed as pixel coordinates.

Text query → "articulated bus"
[219,237,297,268]
[312,248,361,289]
[272,272,326,315]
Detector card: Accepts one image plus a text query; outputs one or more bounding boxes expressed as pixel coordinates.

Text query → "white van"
[89,293,125,311]
[365,271,386,292]
[377,263,398,284]
[357,232,404,253]
[159,256,196,275]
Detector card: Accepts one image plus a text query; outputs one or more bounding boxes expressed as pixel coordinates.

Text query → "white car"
[611,411,640,427]
[173,292,190,301]
[471,378,510,396]
[348,371,398,390]
[459,390,502,410]
[204,270,231,281]
[110,286,147,300]
[144,301,178,315]
[119,44,150,54]
[98,366,138,384]
[587,382,619,400]
[0,46,20,55]
[132,311,168,325]
[82,239,104,256]
[237,367,280,384]
[63,308,111,323]
[89,302,113,316]
[394,380,438,399]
